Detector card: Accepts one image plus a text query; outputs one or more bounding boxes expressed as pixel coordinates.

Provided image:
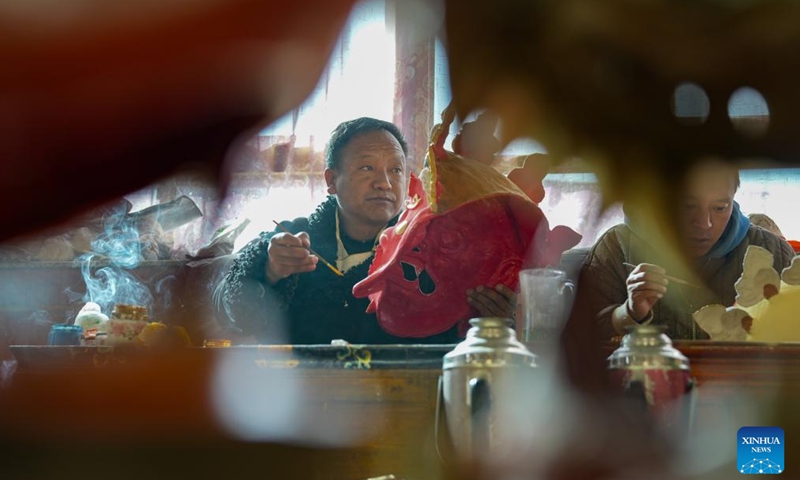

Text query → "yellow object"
[138,322,193,347]
[173,326,192,347]
[394,220,408,235]
[138,322,169,347]
[748,288,800,342]
[426,144,439,214]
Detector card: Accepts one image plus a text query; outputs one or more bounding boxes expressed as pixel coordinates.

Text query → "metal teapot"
[607,324,696,434]
[436,317,537,462]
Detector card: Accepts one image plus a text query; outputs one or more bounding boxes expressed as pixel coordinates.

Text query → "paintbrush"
[272,220,344,277]
[623,262,700,288]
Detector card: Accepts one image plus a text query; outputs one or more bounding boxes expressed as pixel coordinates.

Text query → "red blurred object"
[0,0,357,242]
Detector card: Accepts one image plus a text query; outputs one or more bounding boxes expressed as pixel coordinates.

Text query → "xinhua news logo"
[738,426,784,474]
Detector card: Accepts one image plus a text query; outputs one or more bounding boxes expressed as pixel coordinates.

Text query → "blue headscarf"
[705,201,750,259]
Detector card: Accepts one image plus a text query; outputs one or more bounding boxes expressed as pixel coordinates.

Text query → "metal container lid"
[607,324,690,370]
[443,317,537,369]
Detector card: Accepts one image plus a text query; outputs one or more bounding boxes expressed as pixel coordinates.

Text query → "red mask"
[352,108,580,337]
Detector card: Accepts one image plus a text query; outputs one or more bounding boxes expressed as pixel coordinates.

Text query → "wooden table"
[3,342,800,480]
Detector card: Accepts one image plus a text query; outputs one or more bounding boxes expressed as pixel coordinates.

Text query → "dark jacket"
[575,223,795,340]
[219,197,460,344]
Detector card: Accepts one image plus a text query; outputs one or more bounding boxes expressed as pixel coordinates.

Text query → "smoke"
[154,274,177,318]
[90,209,141,269]
[76,210,154,316]
[63,286,84,305]
[0,360,16,388]
[16,310,53,344]
[27,309,52,325]
[79,256,154,315]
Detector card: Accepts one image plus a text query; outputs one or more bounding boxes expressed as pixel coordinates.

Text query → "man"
[220,117,513,344]
[575,160,795,340]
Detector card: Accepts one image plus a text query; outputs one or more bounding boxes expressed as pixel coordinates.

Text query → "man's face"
[679,163,737,257]
[326,129,408,230]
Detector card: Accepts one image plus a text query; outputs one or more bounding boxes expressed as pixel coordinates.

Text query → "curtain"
[390,0,436,173]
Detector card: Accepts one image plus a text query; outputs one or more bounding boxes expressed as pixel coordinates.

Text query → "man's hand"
[625,263,668,321]
[266,232,318,285]
[467,285,517,319]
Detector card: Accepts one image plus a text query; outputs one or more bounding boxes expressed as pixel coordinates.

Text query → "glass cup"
[518,268,575,343]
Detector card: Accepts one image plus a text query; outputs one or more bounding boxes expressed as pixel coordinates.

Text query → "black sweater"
[219,196,460,344]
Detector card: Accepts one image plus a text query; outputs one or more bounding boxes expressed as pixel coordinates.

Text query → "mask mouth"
[400,261,436,295]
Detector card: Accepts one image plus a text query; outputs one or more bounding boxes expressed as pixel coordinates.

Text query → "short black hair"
[325,117,408,170]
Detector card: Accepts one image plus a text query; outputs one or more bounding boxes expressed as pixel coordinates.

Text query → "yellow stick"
[623,262,699,288]
[272,220,344,277]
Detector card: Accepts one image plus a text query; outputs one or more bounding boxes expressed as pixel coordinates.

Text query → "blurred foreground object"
[443,0,800,266]
[0,0,357,241]
[607,324,696,437]
[4,342,800,479]
[438,318,537,463]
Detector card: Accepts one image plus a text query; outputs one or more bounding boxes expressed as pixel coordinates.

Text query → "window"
[738,168,800,241]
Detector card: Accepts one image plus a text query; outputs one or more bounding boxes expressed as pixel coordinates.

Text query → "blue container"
[48,324,83,346]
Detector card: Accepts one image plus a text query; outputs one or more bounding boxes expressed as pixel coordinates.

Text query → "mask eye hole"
[411,246,421,253]
[418,269,436,295]
[401,262,418,281]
